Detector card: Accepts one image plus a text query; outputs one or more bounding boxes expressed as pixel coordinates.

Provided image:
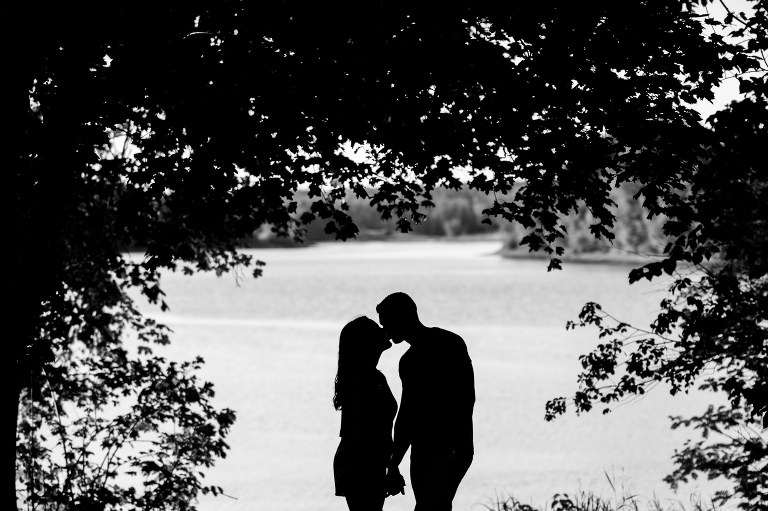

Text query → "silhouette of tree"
[545,3,768,508]
[6,1,764,509]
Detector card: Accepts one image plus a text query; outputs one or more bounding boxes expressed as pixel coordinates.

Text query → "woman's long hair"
[333,316,378,410]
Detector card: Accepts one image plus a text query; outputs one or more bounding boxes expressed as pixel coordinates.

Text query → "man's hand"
[385,467,406,497]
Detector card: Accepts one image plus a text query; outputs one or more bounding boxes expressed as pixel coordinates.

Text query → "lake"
[140,240,723,511]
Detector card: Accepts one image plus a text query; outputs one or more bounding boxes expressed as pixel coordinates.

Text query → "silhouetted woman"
[333,316,398,511]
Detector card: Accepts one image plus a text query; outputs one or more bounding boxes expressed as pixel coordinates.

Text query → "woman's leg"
[344,492,385,511]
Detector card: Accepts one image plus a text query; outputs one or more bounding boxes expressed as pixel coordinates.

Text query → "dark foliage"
[6,1,765,509]
[545,3,768,508]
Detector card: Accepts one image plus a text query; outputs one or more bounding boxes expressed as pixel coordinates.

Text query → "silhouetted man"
[377,292,475,511]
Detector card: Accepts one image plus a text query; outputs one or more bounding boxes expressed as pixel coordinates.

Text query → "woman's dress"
[334,370,397,497]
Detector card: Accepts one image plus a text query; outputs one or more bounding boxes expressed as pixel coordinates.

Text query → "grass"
[482,472,724,511]
[483,490,723,511]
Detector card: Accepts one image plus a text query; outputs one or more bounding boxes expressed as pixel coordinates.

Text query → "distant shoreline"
[497,246,661,266]
[243,234,661,267]
[242,231,506,248]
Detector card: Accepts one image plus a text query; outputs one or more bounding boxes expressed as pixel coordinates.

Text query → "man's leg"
[411,449,473,511]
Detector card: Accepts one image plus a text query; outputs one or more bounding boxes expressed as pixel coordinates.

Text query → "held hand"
[385,467,406,497]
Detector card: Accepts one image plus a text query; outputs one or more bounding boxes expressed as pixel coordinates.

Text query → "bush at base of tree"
[16,267,236,511]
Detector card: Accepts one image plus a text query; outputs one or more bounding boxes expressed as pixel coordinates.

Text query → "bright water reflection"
[139,240,721,511]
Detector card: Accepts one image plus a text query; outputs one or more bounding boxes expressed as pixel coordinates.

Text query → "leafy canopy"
[10,1,764,509]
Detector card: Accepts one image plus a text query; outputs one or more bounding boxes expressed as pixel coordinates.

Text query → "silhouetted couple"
[333,292,475,511]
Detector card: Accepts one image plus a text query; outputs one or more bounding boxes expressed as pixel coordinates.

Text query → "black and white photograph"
[7,2,767,511]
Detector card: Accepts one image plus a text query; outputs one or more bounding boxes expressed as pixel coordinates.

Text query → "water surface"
[141,240,720,511]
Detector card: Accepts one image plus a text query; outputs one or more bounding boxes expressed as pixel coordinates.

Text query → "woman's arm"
[385,388,410,495]
[387,381,412,468]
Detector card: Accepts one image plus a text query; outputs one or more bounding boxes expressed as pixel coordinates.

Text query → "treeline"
[301,187,498,239]
[246,184,669,255]
[502,183,669,256]
[245,187,497,245]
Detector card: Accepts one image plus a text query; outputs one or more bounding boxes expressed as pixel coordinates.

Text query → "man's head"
[376,292,420,344]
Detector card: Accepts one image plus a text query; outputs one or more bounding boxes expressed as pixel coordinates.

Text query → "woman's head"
[333,316,391,410]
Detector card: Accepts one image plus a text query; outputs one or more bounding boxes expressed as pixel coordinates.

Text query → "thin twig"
[41,368,76,500]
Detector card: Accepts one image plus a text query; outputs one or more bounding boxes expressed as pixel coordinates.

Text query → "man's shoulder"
[429,326,465,343]
[428,327,469,355]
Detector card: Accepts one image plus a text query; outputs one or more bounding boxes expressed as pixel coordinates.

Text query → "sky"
[690,0,754,121]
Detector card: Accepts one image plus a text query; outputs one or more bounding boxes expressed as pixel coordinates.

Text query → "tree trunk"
[5,6,32,508]
[0,363,21,511]
[4,6,74,507]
